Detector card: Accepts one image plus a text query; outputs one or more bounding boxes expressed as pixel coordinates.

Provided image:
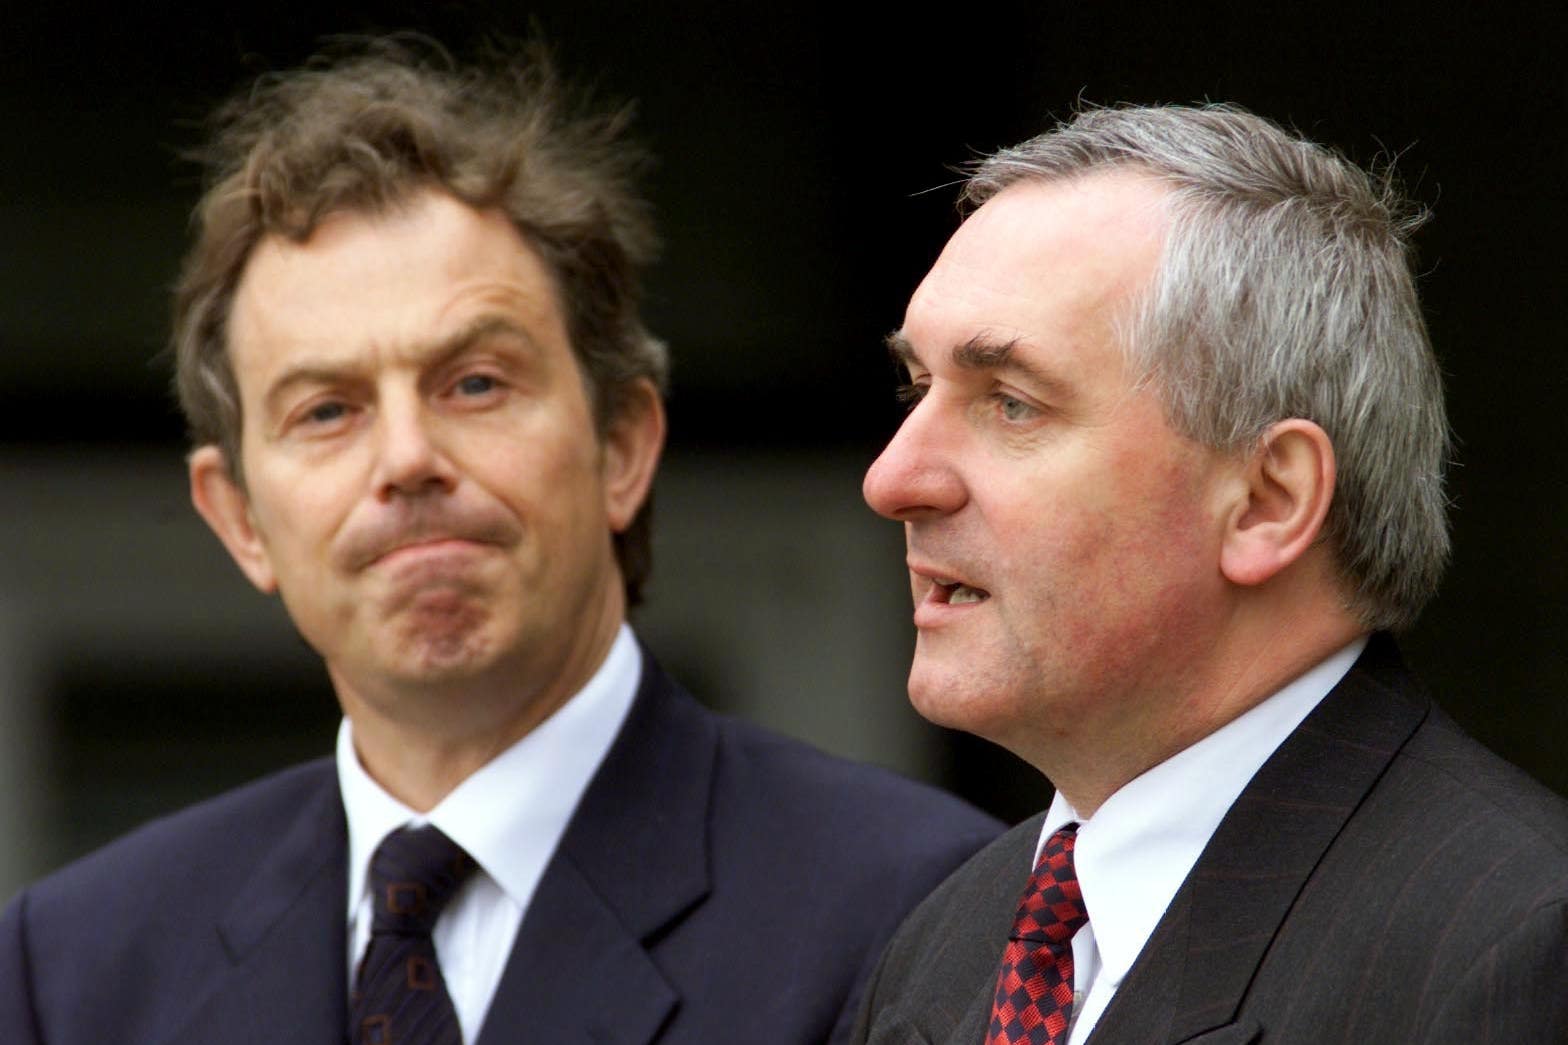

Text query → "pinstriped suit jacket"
[853,635,1568,1044]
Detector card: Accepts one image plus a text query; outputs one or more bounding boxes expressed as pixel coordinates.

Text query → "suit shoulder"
[709,709,1003,848]
[20,758,338,913]
[882,814,1041,947]
[681,697,1003,946]
[1394,707,1568,859]
[856,814,1042,1037]
[2,759,343,1045]
[638,655,998,837]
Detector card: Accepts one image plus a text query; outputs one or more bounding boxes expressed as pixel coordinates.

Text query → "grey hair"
[964,104,1449,630]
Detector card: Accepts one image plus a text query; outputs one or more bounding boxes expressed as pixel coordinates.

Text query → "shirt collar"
[338,623,642,916]
[1037,635,1367,988]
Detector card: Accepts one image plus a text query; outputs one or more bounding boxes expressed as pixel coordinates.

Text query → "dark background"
[2,2,1565,876]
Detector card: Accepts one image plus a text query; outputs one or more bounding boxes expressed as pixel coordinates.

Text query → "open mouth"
[932,577,990,605]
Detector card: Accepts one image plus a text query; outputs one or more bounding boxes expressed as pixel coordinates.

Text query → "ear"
[1219,419,1336,588]
[601,378,666,533]
[189,445,278,593]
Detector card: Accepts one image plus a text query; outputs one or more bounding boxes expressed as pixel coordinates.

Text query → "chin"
[405,643,494,681]
[907,647,1035,741]
[907,665,979,732]
[375,619,501,684]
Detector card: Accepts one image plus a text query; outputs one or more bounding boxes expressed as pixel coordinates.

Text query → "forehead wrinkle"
[423,312,544,367]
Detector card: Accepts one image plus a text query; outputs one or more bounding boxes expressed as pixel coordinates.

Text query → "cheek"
[482,401,601,478]
[1094,477,1222,650]
[1009,455,1218,642]
[481,444,598,531]
[245,464,361,578]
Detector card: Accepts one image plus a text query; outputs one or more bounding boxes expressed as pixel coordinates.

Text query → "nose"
[862,396,967,521]
[372,389,457,501]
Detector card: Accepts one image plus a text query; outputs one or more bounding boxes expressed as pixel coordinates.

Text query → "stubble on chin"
[381,587,498,679]
[906,620,1050,745]
[906,631,985,732]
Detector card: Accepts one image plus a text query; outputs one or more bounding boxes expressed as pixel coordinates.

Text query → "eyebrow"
[885,331,1075,402]
[885,331,919,367]
[953,336,1022,370]
[261,314,541,419]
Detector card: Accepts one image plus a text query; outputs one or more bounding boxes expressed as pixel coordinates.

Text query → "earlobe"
[1219,420,1336,588]
[601,379,666,533]
[188,445,278,593]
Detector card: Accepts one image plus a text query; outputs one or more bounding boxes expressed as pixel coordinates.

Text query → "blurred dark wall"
[2,3,1565,848]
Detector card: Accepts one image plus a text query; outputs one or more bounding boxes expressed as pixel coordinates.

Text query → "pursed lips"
[367,535,489,569]
[341,510,523,572]
[339,532,495,575]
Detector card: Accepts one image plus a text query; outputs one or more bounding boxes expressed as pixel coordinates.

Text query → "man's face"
[862,173,1236,761]
[191,191,660,722]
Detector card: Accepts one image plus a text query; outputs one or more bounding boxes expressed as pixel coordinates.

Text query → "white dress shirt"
[1037,636,1368,1045]
[337,624,642,1044]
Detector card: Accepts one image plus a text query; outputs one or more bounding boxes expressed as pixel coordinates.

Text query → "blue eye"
[456,374,498,396]
[307,401,347,424]
[997,395,1033,422]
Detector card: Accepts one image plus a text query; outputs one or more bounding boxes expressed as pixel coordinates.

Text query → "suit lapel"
[948,978,999,1045]
[947,857,1034,1045]
[934,821,1042,1045]
[165,771,348,1045]
[1089,636,1428,1044]
[476,656,715,1045]
[475,858,682,1044]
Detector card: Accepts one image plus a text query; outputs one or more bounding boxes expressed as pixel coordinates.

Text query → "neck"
[1039,589,1364,818]
[336,608,625,812]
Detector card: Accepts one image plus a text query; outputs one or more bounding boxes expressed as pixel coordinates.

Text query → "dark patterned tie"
[985,823,1089,1045]
[351,825,477,1045]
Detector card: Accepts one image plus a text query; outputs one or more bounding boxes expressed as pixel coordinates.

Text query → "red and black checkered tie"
[985,823,1088,1045]
[351,825,477,1045]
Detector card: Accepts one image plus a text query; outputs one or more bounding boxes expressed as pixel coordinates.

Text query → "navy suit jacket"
[854,636,1568,1043]
[0,655,1001,1044]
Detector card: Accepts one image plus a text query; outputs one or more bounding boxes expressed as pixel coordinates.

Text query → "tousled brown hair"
[172,36,668,603]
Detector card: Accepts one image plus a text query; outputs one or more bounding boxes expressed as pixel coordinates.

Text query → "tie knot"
[1011,823,1087,945]
[368,825,476,935]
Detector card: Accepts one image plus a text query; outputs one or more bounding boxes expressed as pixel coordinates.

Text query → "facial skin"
[190,190,664,810]
[864,173,1269,812]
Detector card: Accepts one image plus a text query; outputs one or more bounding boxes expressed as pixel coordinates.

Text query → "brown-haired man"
[0,40,999,1045]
